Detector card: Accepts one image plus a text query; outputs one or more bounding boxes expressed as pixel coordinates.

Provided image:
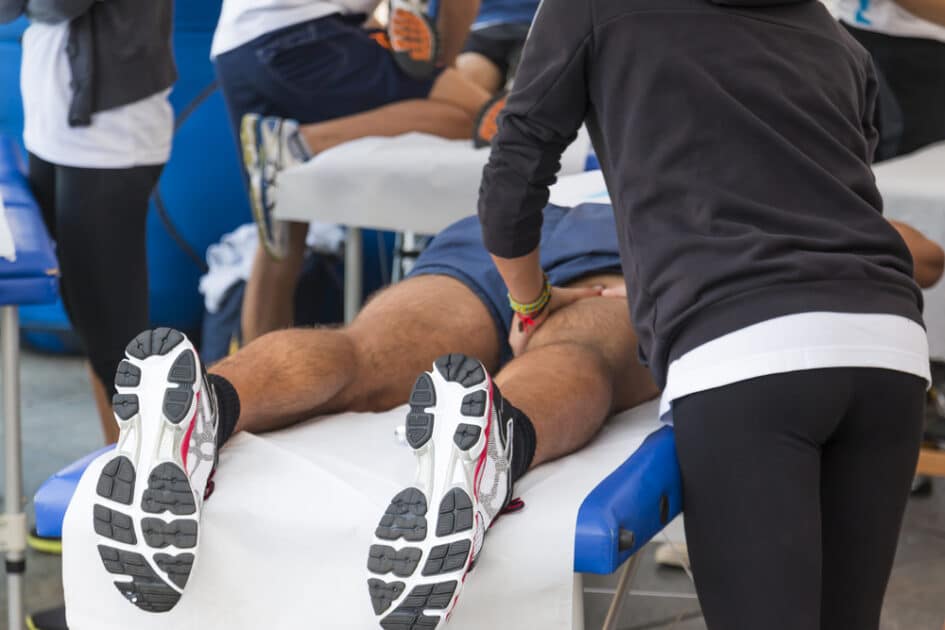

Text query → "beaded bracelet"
[508,274,551,316]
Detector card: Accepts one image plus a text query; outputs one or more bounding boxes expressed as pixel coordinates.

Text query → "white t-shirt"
[659,312,931,423]
[21,22,173,170]
[836,0,945,43]
[211,0,382,58]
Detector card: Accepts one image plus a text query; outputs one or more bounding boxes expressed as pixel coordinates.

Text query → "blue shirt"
[473,0,539,28]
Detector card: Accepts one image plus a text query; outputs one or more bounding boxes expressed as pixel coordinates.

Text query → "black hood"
[708,0,810,6]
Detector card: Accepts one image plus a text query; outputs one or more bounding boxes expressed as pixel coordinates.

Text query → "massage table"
[0,135,59,630]
[50,399,680,629]
[276,131,593,322]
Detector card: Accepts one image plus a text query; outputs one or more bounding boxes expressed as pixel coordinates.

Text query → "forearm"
[896,0,945,27]
[436,0,479,66]
[491,250,545,304]
[891,220,945,288]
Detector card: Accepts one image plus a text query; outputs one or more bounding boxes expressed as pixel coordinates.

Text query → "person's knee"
[334,328,409,412]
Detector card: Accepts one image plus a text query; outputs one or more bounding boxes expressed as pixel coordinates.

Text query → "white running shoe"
[367,354,520,629]
[93,328,218,613]
[240,113,311,260]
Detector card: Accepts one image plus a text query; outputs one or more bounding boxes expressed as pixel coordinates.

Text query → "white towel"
[0,192,17,262]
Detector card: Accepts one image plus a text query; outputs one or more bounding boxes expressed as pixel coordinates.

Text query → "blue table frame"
[0,136,59,630]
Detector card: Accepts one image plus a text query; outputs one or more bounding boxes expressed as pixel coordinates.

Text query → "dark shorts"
[408,203,622,363]
[214,14,441,136]
[461,23,531,84]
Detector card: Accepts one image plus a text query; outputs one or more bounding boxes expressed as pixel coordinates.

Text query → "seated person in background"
[85,197,942,624]
[213,0,495,342]
[457,0,540,94]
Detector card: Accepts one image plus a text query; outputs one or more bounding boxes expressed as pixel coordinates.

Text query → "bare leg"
[88,364,119,445]
[299,68,492,154]
[494,274,659,468]
[457,52,504,94]
[214,275,502,435]
[241,221,308,342]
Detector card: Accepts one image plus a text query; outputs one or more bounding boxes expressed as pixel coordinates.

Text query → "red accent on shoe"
[471,374,494,500]
[180,391,200,471]
[500,497,525,515]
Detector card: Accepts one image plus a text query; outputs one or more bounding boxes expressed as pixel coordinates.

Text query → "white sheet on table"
[276,129,591,234]
[0,192,17,261]
[63,400,662,630]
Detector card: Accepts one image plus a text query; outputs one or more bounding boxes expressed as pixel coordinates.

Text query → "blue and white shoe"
[93,329,219,613]
[239,113,312,259]
[367,354,521,629]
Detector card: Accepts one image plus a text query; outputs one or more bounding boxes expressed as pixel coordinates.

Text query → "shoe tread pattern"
[368,545,423,577]
[460,391,486,417]
[163,350,196,424]
[142,518,197,549]
[435,489,473,536]
[422,540,470,576]
[434,354,485,387]
[93,505,137,545]
[115,360,141,387]
[380,582,457,630]
[406,374,436,449]
[126,328,185,360]
[154,553,195,589]
[96,456,136,505]
[369,578,406,615]
[376,488,428,542]
[97,546,181,613]
[112,394,139,421]
[452,424,481,451]
[142,463,196,516]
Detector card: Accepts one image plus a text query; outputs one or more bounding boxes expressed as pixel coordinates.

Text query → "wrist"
[509,274,551,317]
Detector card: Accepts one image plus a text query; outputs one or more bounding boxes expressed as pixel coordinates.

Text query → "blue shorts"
[215,14,441,136]
[409,203,622,363]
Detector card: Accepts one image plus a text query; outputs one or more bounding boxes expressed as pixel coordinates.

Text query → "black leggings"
[673,368,925,630]
[28,153,163,396]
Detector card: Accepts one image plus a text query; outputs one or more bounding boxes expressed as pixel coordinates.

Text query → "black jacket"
[1,0,176,126]
[478,0,924,388]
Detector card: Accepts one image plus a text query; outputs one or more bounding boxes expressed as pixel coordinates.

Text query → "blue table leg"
[2,305,25,630]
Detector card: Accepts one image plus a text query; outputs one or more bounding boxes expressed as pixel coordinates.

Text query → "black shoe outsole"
[370,354,488,629]
[375,488,428,542]
[94,330,201,614]
[97,546,181,613]
[380,582,458,630]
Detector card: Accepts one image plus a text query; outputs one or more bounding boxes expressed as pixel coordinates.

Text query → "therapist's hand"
[508,286,603,356]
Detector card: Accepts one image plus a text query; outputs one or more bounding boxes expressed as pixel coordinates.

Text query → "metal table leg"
[2,305,26,630]
[601,553,641,630]
[344,227,364,324]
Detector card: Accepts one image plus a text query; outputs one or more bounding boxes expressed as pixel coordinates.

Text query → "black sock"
[208,373,240,449]
[493,384,536,484]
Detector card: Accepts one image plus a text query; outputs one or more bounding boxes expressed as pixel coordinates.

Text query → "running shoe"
[367,354,520,629]
[472,93,508,148]
[388,0,439,80]
[93,328,218,613]
[240,113,311,259]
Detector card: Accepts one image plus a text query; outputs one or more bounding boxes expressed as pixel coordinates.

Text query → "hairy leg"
[494,274,659,468]
[240,221,309,342]
[457,52,504,94]
[214,275,502,435]
[299,69,491,154]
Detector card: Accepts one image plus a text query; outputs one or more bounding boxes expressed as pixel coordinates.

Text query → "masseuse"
[478,0,929,628]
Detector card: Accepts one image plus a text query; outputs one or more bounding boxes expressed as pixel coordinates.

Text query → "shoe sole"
[93,328,203,613]
[367,354,493,629]
[239,114,286,261]
[387,0,439,81]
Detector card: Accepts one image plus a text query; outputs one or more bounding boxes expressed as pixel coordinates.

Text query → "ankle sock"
[493,383,536,484]
[208,373,240,449]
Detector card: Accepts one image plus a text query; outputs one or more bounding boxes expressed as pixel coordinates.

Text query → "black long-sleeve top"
[478,0,923,388]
